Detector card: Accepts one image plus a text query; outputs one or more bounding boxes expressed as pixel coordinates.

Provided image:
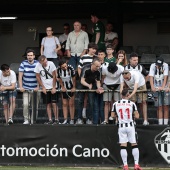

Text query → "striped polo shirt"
[19,60,39,89]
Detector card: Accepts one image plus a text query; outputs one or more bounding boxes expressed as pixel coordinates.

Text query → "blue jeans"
[93,93,104,124]
[68,55,80,70]
[77,85,95,120]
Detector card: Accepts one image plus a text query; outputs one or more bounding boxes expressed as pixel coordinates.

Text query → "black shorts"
[62,92,74,99]
[42,91,58,104]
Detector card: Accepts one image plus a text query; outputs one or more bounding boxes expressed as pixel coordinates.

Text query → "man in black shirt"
[76,58,103,124]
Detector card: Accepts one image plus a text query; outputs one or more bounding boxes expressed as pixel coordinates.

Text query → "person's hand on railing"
[61,87,67,92]
[42,87,47,94]
[51,87,56,94]
[71,87,76,93]
[33,87,39,92]
[88,84,92,90]
[0,85,6,91]
[19,87,25,92]
[96,87,104,94]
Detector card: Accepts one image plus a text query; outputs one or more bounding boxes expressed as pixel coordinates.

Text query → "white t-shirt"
[102,63,124,85]
[0,70,16,86]
[149,62,169,87]
[34,61,56,89]
[59,33,68,44]
[120,70,145,89]
[105,32,118,46]
[41,36,60,58]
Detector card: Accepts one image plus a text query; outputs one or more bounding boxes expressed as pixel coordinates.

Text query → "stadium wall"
[0,125,169,167]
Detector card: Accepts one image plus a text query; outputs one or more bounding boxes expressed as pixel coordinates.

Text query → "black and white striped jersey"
[57,65,75,89]
[112,99,137,124]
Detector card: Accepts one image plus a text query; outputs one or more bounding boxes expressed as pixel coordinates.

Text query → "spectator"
[0,64,17,124]
[34,55,59,125]
[57,59,76,124]
[112,37,119,54]
[76,58,103,124]
[149,57,169,125]
[78,42,98,119]
[124,52,149,125]
[91,12,105,51]
[81,23,92,42]
[66,21,89,70]
[18,49,40,124]
[105,22,118,47]
[58,23,70,57]
[93,51,106,124]
[104,44,116,63]
[40,26,61,67]
[116,50,128,66]
[102,62,124,124]
[111,88,142,170]
[120,70,148,125]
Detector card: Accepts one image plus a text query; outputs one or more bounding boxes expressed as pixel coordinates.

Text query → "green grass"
[0,167,169,170]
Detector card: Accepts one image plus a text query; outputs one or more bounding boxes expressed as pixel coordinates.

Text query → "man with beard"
[19,49,40,124]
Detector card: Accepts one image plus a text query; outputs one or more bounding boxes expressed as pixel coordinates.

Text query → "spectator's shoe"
[109,116,114,120]
[76,118,83,124]
[62,119,68,124]
[101,121,108,125]
[44,120,53,125]
[134,164,142,170]
[69,119,74,125]
[123,165,129,170]
[53,120,60,125]
[23,120,29,125]
[143,120,149,126]
[8,118,13,124]
[86,119,92,124]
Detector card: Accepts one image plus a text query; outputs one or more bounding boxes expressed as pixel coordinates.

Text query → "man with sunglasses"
[120,70,147,126]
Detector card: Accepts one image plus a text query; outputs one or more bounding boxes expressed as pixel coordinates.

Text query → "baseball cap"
[156,57,164,67]
[107,62,118,74]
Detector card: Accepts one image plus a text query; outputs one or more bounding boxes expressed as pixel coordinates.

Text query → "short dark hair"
[98,49,106,54]
[130,52,138,58]
[46,26,53,31]
[88,42,98,50]
[59,58,67,67]
[106,44,114,50]
[121,88,129,97]
[63,23,70,27]
[91,12,100,18]
[26,49,35,55]
[38,55,46,62]
[1,64,9,71]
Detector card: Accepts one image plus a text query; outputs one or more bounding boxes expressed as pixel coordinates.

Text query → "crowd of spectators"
[1,12,169,126]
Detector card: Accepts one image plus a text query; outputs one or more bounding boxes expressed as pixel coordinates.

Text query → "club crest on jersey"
[154,127,170,164]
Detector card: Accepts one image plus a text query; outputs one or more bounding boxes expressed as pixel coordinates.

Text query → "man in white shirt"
[34,55,59,125]
[120,70,148,125]
[102,62,124,124]
[104,22,118,47]
[0,64,17,124]
[149,57,169,125]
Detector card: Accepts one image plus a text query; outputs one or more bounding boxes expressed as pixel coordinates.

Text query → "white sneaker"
[8,118,13,124]
[76,118,83,124]
[23,120,29,125]
[70,119,74,124]
[86,119,92,124]
[143,120,149,125]
[109,116,114,121]
[62,119,68,124]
